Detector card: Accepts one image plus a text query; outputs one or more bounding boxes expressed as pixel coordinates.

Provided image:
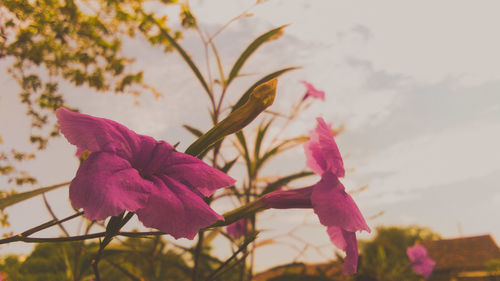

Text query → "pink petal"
[327,227,359,275]
[411,258,435,279]
[56,108,146,160]
[227,219,247,239]
[301,81,325,101]
[407,245,428,261]
[311,173,370,233]
[136,175,223,240]
[407,245,435,279]
[304,118,344,177]
[160,151,235,197]
[69,152,153,220]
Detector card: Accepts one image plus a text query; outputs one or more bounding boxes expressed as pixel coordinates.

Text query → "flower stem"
[0,211,84,244]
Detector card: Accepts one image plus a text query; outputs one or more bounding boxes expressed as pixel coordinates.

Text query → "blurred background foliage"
[0,225,439,281]
[357,225,440,281]
[0,234,246,281]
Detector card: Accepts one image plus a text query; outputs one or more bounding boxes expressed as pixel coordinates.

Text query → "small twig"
[92,238,102,281]
[42,193,70,237]
[206,232,258,281]
[207,4,257,42]
[0,211,84,244]
[94,211,134,281]
[104,259,142,281]
[192,231,204,281]
[0,232,106,243]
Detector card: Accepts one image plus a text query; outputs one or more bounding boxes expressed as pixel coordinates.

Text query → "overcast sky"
[1,0,500,271]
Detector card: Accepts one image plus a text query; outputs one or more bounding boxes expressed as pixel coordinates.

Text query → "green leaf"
[236,131,251,176]
[209,41,226,86]
[261,171,315,195]
[220,157,239,173]
[254,119,273,161]
[146,14,212,99]
[185,79,278,157]
[226,25,287,87]
[232,67,299,112]
[0,182,69,210]
[205,231,258,281]
[183,124,204,137]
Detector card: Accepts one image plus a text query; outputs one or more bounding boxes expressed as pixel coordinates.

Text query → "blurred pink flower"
[56,108,235,239]
[301,81,325,101]
[226,218,247,239]
[407,245,436,279]
[263,118,370,274]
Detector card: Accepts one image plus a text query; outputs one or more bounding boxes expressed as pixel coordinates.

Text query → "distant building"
[252,261,350,281]
[423,234,500,281]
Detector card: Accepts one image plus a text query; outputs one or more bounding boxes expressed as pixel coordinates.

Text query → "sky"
[1,0,500,272]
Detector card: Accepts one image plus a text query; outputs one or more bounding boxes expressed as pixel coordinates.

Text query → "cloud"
[337,24,373,43]
[355,119,500,198]
[345,57,410,90]
[352,24,373,41]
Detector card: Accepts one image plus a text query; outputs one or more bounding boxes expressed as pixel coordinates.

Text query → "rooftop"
[423,234,500,271]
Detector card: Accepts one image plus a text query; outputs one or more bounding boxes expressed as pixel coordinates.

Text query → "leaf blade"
[183,124,204,137]
[0,181,70,210]
[147,14,213,99]
[226,25,288,87]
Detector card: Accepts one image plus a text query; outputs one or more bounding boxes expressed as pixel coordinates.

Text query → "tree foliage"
[0,235,245,281]
[357,225,440,281]
[0,0,180,186]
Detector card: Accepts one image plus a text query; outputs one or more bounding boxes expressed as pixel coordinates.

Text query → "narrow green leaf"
[220,157,239,173]
[205,231,258,281]
[254,119,273,161]
[261,171,315,195]
[0,181,69,210]
[226,25,288,87]
[183,124,203,137]
[209,41,226,86]
[232,67,299,112]
[255,136,308,173]
[236,131,251,176]
[146,14,212,99]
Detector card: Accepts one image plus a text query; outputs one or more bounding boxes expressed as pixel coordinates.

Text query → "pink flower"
[226,218,247,239]
[407,245,435,279]
[263,118,370,274]
[56,108,235,239]
[301,81,325,101]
